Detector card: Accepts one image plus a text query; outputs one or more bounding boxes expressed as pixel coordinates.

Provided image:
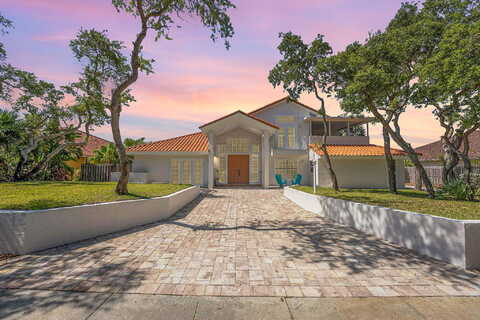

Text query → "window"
[275,159,297,180]
[276,115,295,123]
[170,159,180,184]
[194,160,202,185]
[250,154,260,184]
[217,144,227,155]
[287,128,296,148]
[252,144,260,153]
[182,160,191,184]
[218,156,227,184]
[228,138,249,153]
[171,159,203,184]
[277,132,285,148]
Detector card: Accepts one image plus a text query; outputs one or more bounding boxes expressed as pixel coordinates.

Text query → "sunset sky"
[2,0,442,147]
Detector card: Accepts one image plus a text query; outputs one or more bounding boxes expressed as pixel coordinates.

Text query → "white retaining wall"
[0,186,200,255]
[284,187,480,270]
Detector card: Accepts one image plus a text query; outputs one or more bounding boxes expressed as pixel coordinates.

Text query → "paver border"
[0,186,200,255]
[284,187,480,270]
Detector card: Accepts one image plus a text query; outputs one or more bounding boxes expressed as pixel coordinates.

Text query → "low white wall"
[0,186,200,255]
[284,187,480,269]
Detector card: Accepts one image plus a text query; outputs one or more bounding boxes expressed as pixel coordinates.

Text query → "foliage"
[90,137,146,164]
[90,144,119,164]
[0,182,190,210]
[269,32,339,190]
[338,125,366,137]
[437,179,479,201]
[294,186,480,220]
[0,15,113,181]
[411,0,480,185]
[328,3,436,197]
[106,0,236,194]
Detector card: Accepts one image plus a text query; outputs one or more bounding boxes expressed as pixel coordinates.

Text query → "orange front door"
[228,155,249,185]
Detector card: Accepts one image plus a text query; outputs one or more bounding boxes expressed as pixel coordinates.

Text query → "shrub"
[437,179,479,201]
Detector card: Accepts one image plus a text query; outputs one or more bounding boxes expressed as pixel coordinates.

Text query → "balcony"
[309,135,370,146]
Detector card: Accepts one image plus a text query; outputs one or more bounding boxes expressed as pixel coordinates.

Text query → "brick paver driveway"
[1,188,479,298]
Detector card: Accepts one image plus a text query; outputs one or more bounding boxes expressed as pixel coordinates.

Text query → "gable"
[249,97,319,118]
[249,99,318,129]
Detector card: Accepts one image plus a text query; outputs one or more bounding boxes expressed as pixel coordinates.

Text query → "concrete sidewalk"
[1,289,480,320]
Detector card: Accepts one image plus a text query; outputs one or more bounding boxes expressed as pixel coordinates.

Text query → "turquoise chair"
[292,174,302,185]
[275,174,287,188]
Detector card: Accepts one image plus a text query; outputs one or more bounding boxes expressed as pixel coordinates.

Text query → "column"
[208,132,215,189]
[262,132,270,189]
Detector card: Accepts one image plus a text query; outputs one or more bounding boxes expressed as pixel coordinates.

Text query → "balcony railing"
[309,135,370,145]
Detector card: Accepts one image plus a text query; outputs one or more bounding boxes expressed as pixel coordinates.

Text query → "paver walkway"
[1,188,479,299]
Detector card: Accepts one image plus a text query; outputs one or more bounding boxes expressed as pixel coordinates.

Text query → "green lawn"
[0,182,191,210]
[293,186,480,220]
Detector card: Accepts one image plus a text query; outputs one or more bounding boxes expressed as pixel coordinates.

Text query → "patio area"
[1,188,479,298]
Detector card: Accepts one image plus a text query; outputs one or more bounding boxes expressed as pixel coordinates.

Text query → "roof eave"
[127,151,208,156]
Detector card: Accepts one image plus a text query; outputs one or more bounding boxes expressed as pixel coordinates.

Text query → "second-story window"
[287,128,296,148]
[277,132,285,148]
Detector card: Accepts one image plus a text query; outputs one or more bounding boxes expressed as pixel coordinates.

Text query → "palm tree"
[90,144,119,164]
[89,137,146,164]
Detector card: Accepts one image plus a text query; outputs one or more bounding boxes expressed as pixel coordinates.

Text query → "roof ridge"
[248,96,319,115]
[199,109,279,129]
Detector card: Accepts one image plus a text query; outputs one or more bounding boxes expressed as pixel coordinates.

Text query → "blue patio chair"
[292,174,302,186]
[275,174,287,188]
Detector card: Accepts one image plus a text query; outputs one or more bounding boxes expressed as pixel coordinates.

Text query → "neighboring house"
[127,97,408,188]
[65,131,112,169]
[414,131,480,167]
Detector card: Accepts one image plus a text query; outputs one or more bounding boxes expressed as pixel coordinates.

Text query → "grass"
[293,186,480,220]
[0,182,191,211]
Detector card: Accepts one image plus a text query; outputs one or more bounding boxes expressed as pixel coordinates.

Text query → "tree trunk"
[315,93,339,191]
[459,136,472,184]
[111,108,129,195]
[383,126,397,193]
[109,3,148,195]
[415,167,423,190]
[441,136,459,185]
[369,108,435,197]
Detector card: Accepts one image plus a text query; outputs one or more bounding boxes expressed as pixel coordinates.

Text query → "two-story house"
[126,97,408,188]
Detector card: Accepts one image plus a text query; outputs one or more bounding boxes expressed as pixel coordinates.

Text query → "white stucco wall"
[132,154,208,186]
[315,157,405,189]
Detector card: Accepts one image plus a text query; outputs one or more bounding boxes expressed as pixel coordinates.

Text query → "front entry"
[228,155,249,185]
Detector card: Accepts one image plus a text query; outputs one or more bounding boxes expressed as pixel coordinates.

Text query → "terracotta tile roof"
[414,131,480,161]
[126,132,208,153]
[199,110,279,129]
[75,131,111,157]
[248,96,320,115]
[309,144,409,157]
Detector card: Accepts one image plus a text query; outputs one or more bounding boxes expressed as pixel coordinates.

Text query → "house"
[127,97,408,188]
[414,131,480,167]
[65,131,112,170]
